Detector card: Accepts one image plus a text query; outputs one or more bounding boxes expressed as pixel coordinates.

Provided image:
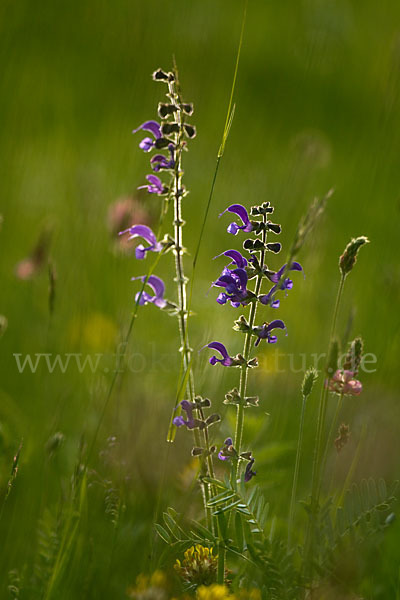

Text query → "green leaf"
[235,512,244,553]
[155,524,171,544]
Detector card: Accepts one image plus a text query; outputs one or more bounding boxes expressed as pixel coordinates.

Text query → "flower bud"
[343,336,363,375]
[339,236,369,276]
[302,367,318,397]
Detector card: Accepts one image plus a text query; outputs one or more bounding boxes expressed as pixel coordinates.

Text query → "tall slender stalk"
[288,393,307,548]
[234,215,267,459]
[167,75,215,527]
[305,273,346,573]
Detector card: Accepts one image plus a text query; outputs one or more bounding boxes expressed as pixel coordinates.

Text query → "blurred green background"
[1,0,400,597]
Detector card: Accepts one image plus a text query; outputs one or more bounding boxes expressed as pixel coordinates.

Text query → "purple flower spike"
[205,342,234,367]
[132,120,162,152]
[119,224,162,259]
[213,249,248,269]
[244,458,256,483]
[138,174,166,195]
[219,204,253,235]
[131,275,167,309]
[150,144,175,172]
[254,320,286,347]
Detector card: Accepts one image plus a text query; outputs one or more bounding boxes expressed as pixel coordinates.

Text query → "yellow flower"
[196,584,234,600]
[174,545,218,587]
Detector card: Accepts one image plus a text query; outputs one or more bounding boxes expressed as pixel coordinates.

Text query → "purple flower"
[219,204,253,235]
[119,224,162,259]
[244,457,256,483]
[259,262,303,308]
[132,120,162,152]
[213,249,248,269]
[218,437,235,461]
[267,261,303,283]
[138,174,167,195]
[131,275,167,309]
[173,400,203,430]
[150,144,175,172]
[213,267,250,307]
[253,320,286,347]
[205,342,235,366]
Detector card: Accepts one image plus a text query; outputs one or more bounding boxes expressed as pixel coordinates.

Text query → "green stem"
[305,273,346,576]
[168,77,214,528]
[288,392,307,549]
[319,392,344,495]
[234,215,267,463]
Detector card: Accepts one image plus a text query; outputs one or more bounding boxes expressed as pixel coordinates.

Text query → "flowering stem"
[168,76,215,526]
[288,392,307,549]
[234,215,267,462]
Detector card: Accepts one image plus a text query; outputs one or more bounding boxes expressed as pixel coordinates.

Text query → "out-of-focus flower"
[15,227,52,280]
[108,197,151,243]
[174,545,218,587]
[327,370,362,396]
[131,275,167,309]
[335,423,350,453]
[219,204,253,235]
[127,570,169,600]
[119,225,162,260]
[196,584,234,600]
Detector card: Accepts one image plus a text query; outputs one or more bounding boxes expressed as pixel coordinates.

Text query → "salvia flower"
[213,249,248,269]
[244,457,256,482]
[205,342,234,366]
[138,174,167,195]
[173,400,205,430]
[150,144,175,172]
[219,204,253,235]
[327,369,362,396]
[253,320,286,347]
[259,262,303,308]
[213,267,251,307]
[132,120,162,152]
[131,275,167,309]
[119,224,162,259]
[218,437,236,461]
